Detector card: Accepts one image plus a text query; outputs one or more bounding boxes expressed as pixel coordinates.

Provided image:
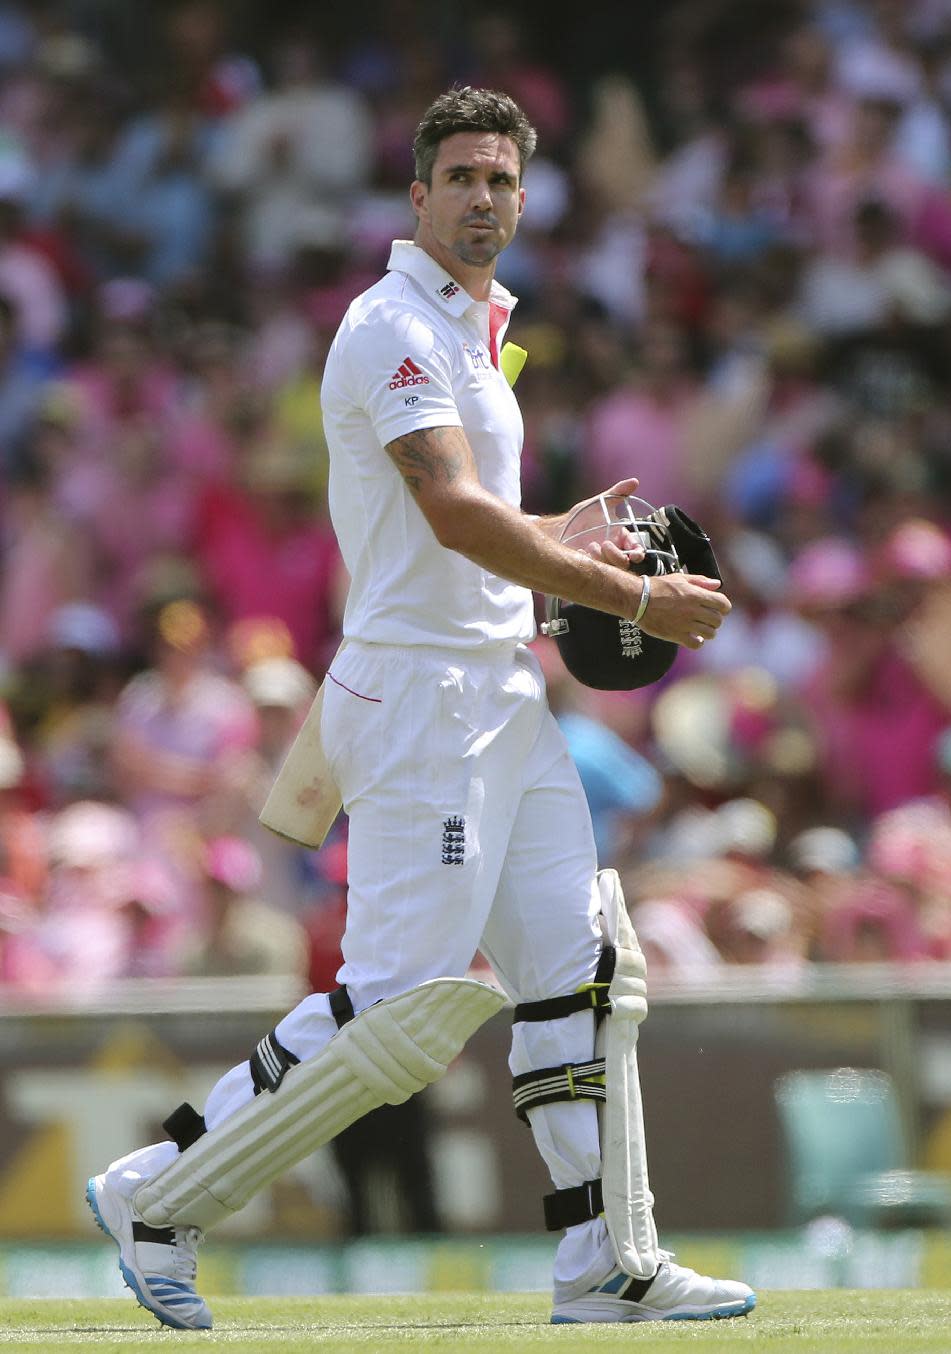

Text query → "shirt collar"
[386,240,518,318]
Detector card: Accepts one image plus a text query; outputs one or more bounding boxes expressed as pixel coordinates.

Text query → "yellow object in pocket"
[500,342,528,387]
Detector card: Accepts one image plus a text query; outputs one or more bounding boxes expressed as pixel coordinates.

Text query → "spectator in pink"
[0,452,92,668]
[804,92,948,260]
[582,319,699,507]
[792,534,951,819]
[60,279,179,450]
[0,708,46,907]
[110,599,257,830]
[194,434,342,674]
[768,24,853,154]
[583,313,766,510]
[821,880,930,963]
[2,800,180,990]
[181,835,307,978]
[466,14,570,147]
[166,318,253,482]
[55,283,212,635]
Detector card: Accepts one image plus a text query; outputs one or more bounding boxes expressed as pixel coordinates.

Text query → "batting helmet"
[542,494,721,691]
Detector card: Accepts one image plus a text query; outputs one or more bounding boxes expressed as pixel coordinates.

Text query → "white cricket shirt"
[321,240,535,649]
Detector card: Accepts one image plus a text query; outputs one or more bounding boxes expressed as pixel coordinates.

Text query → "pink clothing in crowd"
[583,385,691,506]
[195,484,340,670]
[805,154,931,256]
[113,668,258,821]
[66,362,180,433]
[56,456,203,637]
[822,881,929,963]
[0,507,76,663]
[804,649,950,818]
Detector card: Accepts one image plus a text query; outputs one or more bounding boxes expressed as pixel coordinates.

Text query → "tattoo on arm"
[387,427,467,497]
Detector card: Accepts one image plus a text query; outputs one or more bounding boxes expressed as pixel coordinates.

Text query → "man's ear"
[410,179,428,221]
[517,185,526,218]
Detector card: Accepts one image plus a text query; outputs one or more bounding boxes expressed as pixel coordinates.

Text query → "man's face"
[411,131,525,268]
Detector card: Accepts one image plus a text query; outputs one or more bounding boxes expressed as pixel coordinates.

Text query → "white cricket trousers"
[107,641,618,1294]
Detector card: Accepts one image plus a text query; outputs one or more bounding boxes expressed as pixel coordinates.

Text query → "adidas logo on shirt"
[389,357,430,390]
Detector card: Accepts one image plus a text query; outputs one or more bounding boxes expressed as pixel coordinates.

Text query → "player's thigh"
[481,718,602,1003]
[324,644,515,1004]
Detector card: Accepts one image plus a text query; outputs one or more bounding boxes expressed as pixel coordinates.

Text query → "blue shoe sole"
[551,1292,757,1324]
[85,1178,202,1332]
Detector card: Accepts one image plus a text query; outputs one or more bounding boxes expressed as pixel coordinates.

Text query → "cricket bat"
[259,680,342,848]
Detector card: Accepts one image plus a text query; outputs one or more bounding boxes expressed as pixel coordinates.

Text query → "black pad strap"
[512,1059,606,1122]
[513,989,610,1022]
[162,1102,206,1152]
[132,1220,176,1245]
[544,1177,603,1231]
[513,947,616,1024]
[329,984,355,1029]
[249,1028,300,1095]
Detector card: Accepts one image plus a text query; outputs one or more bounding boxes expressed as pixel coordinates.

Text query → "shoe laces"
[169,1226,204,1284]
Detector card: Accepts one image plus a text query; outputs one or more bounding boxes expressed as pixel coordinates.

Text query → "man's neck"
[414,233,495,303]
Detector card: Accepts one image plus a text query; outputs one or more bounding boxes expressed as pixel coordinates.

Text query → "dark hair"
[413,86,537,185]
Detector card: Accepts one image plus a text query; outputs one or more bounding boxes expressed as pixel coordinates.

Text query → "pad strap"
[544,1176,660,1294]
[162,1102,206,1151]
[250,988,352,1099]
[544,1177,603,1231]
[329,984,355,1028]
[512,947,615,1024]
[134,977,506,1231]
[512,1059,606,1123]
[249,1029,300,1095]
[132,1220,176,1245]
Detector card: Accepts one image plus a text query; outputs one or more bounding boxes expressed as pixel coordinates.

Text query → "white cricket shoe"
[86,1174,212,1330]
[551,1251,756,1324]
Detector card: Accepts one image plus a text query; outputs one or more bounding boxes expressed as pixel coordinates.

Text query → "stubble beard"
[455,241,506,266]
[452,232,503,267]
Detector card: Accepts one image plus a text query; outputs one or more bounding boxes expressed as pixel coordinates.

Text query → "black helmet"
[542,494,721,690]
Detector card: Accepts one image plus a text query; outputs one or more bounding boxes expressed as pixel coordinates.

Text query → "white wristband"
[633,575,651,625]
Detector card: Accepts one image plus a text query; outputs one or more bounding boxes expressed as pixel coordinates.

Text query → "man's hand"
[553,476,730,648]
[577,478,647,570]
[638,572,730,650]
[383,427,730,643]
[540,477,647,569]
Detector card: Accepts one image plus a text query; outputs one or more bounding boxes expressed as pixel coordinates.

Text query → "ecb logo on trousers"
[442,816,466,865]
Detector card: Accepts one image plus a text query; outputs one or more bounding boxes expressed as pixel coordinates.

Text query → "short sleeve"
[345,301,463,448]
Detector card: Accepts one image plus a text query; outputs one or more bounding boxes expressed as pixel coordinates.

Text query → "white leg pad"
[134,978,505,1230]
[596,869,660,1279]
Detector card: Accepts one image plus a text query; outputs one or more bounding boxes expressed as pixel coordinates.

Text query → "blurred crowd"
[0,0,951,989]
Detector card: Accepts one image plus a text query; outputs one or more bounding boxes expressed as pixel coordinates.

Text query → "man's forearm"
[384,424,644,620]
[535,510,571,541]
[446,484,642,620]
[385,423,726,646]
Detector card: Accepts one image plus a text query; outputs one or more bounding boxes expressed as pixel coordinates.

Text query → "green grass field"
[0,1291,947,1353]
